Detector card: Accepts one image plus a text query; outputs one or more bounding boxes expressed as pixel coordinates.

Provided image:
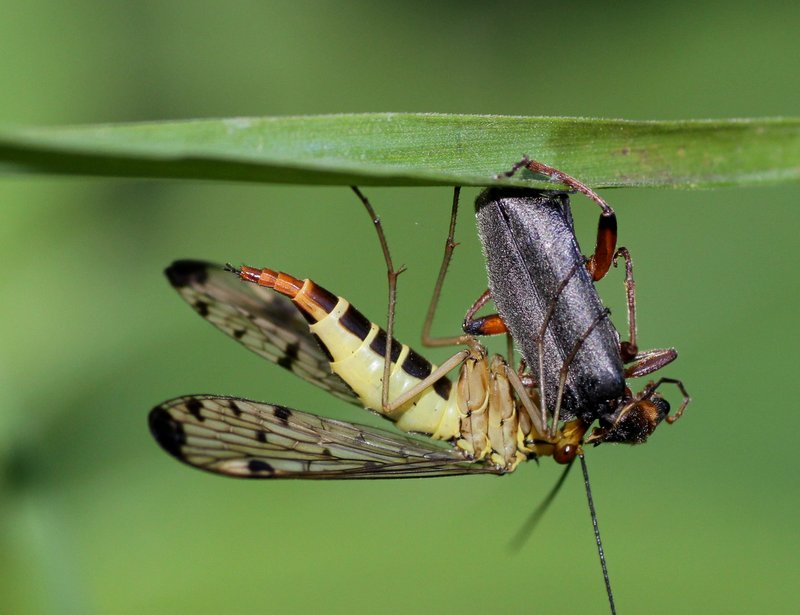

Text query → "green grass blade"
[1,114,798,188]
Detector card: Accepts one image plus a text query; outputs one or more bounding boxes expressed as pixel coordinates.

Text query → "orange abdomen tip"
[239,266,304,299]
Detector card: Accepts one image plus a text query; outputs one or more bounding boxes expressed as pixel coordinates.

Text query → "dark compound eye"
[653,396,671,422]
[554,442,578,465]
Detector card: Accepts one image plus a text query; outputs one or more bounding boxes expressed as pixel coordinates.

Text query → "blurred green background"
[1,2,798,614]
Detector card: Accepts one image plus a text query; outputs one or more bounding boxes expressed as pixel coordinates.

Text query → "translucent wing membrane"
[149,395,504,479]
[165,260,359,405]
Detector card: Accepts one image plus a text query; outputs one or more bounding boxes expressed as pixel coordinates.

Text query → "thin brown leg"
[421,187,474,347]
[535,261,582,430]
[351,186,406,410]
[612,247,679,378]
[525,259,611,437]
[463,289,492,325]
[638,377,691,424]
[504,362,546,436]
[550,308,612,437]
[498,156,614,217]
[381,347,474,413]
[613,247,638,361]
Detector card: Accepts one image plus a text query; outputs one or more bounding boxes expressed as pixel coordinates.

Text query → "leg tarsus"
[498,156,615,217]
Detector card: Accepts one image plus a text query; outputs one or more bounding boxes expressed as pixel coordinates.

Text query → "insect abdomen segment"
[237,265,460,441]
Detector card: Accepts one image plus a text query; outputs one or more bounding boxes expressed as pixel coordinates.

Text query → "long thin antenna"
[580,454,617,615]
[508,460,575,551]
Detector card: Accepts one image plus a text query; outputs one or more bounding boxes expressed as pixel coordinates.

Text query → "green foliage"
[2,114,799,188]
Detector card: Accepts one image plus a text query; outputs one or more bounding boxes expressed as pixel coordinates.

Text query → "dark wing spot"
[227,400,243,417]
[186,398,205,422]
[277,342,301,370]
[247,459,275,475]
[339,304,372,341]
[193,300,210,317]
[401,349,432,380]
[233,328,246,339]
[369,328,403,363]
[164,260,210,288]
[149,407,186,458]
[256,431,267,443]
[273,406,292,426]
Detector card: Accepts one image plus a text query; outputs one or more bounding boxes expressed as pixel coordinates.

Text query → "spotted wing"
[149,395,504,479]
[165,260,358,405]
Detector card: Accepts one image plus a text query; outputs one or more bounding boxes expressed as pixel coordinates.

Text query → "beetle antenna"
[580,453,617,615]
[508,460,575,551]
